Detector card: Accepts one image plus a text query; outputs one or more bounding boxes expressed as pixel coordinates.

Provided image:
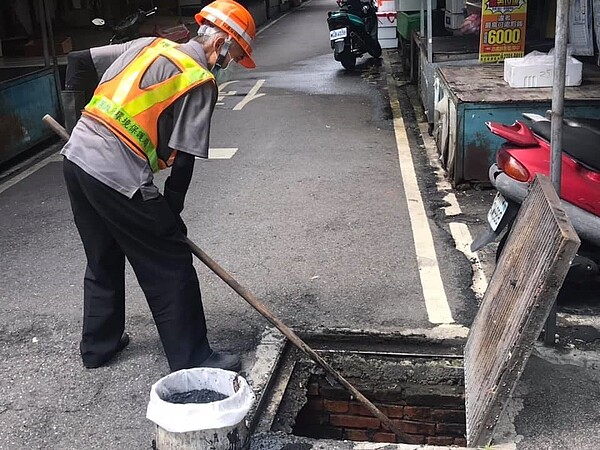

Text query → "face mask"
[211,39,233,85]
[211,64,233,85]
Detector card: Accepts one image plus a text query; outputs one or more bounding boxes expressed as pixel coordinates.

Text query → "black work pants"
[63,158,212,371]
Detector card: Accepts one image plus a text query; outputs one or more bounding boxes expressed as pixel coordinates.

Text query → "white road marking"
[443,192,462,216]
[217,79,266,110]
[200,148,239,160]
[0,152,62,195]
[218,81,238,91]
[0,145,238,196]
[233,79,266,111]
[217,80,239,105]
[449,222,489,300]
[417,122,463,217]
[385,70,454,325]
[417,115,488,299]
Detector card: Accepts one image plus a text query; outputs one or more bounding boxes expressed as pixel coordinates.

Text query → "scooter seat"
[327,11,365,27]
[563,117,600,132]
[530,120,600,172]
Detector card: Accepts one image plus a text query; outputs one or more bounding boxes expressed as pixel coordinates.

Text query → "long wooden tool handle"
[42,114,71,141]
[185,237,414,444]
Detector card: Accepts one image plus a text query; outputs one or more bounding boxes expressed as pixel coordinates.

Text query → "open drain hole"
[260,333,467,446]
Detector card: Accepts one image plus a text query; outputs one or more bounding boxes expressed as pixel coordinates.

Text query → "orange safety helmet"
[195,0,257,69]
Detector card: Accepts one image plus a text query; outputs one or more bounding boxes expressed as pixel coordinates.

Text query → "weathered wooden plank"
[464,175,580,447]
[438,64,600,103]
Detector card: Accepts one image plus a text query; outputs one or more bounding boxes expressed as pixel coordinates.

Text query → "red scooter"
[471,113,600,283]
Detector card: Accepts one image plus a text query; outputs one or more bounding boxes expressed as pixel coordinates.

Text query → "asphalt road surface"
[0,1,477,448]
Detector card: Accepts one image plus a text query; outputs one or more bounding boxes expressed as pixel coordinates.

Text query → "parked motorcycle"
[92,6,189,45]
[471,113,600,286]
[327,0,381,70]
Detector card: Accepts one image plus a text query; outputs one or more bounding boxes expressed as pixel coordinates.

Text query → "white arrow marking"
[217,81,239,105]
[233,79,266,111]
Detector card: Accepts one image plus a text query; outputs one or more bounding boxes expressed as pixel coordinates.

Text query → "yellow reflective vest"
[84,38,215,172]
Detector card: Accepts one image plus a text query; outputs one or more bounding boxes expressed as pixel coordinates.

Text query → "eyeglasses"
[218,40,244,68]
[228,50,244,64]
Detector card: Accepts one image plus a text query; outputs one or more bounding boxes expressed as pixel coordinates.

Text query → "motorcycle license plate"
[487,193,509,231]
[330,28,347,40]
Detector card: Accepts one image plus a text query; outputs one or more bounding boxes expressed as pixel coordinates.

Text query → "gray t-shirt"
[61,38,217,200]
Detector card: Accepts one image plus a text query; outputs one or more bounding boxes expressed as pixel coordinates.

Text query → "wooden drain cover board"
[464,175,580,447]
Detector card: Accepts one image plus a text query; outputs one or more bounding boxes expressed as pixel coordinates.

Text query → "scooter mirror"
[92,18,106,27]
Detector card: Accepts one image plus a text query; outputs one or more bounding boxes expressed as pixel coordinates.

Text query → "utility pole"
[544,0,570,345]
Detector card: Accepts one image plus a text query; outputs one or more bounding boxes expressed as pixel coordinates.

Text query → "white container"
[379,37,398,48]
[504,52,583,88]
[396,0,430,11]
[377,11,397,28]
[378,0,396,12]
[378,26,397,39]
[444,10,464,30]
[445,0,465,14]
[376,11,397,49]
[147,368,255,450]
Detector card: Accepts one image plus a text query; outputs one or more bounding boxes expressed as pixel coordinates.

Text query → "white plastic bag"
[518,47,574,63]
[146,367,255,433]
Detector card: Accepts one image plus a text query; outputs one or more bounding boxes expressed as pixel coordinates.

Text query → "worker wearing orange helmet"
[61,0,256,373]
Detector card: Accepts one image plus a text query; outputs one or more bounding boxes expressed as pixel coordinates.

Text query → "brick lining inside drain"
[262,335,467,446]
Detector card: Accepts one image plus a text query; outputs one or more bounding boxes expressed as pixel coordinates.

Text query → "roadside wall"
[241,0,269,26]
[239,0,298,26]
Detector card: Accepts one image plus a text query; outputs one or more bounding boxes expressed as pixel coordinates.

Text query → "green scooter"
[327,0,382,70]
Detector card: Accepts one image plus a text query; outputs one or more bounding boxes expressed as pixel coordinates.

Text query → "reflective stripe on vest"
[84,39,215,172]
